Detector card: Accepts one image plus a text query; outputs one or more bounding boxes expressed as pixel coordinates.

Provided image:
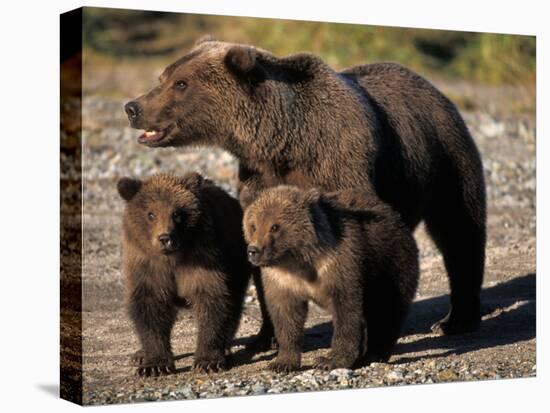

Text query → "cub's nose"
[247,245,261,263]
[158,234,173,249]
[124,101,142,121]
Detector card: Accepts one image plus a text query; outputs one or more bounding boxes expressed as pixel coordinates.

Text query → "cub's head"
[243,186,323,267]
[117,173,206,254]
[124,35,266,148]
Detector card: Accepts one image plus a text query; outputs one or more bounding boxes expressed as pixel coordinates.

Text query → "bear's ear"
[117,177,142,201]
[225,45,257,75]
[194,34,216,47]
[303,188,322,205]
[181,172,205,194]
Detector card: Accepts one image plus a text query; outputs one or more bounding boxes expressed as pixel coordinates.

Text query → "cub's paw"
[131,349,145,366]
[193,356,227,373]
[313,355,353,371]
[136,355,175,377]
[268,359,300,374]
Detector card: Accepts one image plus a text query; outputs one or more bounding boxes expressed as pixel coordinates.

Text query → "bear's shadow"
[231,272,535,366]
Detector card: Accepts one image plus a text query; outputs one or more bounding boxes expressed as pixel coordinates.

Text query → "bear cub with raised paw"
[118,173,250,376]
[243,186,419,372]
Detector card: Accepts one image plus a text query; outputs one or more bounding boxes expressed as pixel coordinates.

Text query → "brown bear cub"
[117,172,250,375]
[243,186,419,372]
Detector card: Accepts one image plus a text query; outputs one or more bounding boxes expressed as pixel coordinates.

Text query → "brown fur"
[126,37,486,340]
[243,186,419,371]
[117,173,250,375]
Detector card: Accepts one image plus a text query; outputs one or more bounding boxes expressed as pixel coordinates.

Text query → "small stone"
[437,368,458,381]
[479,117,506,139]
[179,385,195,398]
[385,370,404,382]
[252,384,266,395]
[339,379,350,387]
[329,368,354,380]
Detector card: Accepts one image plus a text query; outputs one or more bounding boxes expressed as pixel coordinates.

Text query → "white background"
[0,0,546,412]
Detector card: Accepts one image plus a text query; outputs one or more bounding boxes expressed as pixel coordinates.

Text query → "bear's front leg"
[245,266,278,353]
[314,291,363,370]
[128,282,178,377]
[192,291,235,373]
[264,278,308,373]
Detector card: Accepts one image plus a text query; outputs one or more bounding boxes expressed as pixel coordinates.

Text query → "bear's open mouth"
[137,125,173,145]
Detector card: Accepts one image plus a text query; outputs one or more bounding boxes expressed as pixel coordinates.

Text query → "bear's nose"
[124,101,142,120]
[158,234,173,248]
[247,245,261,262]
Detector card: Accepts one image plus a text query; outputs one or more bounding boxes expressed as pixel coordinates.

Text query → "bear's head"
[124,36,321,153]
[117,173,205,255]
[243,186,324,267]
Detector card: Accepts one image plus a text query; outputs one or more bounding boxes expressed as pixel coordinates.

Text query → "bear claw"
[268,360,299,373]
[193,358,226,373]
[313,355,353,371]
[136,363,175,377]
[135,355,175,377]
[131,349,145,366]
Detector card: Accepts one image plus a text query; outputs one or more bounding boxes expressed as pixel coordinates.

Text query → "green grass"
[82,7,535,88]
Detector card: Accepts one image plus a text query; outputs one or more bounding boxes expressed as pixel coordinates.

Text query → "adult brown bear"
[124,36,486,347]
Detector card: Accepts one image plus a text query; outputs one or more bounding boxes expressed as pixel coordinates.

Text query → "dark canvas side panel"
[60,7,83,406]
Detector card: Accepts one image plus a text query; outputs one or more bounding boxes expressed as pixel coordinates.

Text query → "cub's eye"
[174,80,187,90]
[172,210,184,224]
[270,224,280,233]
[147,212,156,221]
[250,223,256,233]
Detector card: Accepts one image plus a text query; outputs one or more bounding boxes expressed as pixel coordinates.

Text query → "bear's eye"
[147,212,156,221]
[270,224,280,233]
[172,210,184,224]
[174,80,187,90]
[250,223,256,233]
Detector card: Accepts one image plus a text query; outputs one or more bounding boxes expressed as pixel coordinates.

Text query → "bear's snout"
[247,245,262,266]
[158,233,178,253]
[125,101,142,123]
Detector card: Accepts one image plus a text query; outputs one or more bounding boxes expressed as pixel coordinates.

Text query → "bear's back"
[320,189,417,265]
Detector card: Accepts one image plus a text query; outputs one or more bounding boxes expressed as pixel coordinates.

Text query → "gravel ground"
[73,85,536,405]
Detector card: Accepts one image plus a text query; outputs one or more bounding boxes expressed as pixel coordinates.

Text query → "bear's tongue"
[138,129,166,144]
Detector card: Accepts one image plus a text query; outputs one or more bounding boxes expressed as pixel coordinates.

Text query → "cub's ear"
[305,188,331,240]
[303,188,322,205]
[194,34,216,47]
[225,45,257,74]
[117,177,142,201]
[181,172,205,193]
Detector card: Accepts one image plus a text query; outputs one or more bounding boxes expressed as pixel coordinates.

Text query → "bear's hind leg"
[362,286,406,365]
[314,294,364,370]
[424,171,486,335]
